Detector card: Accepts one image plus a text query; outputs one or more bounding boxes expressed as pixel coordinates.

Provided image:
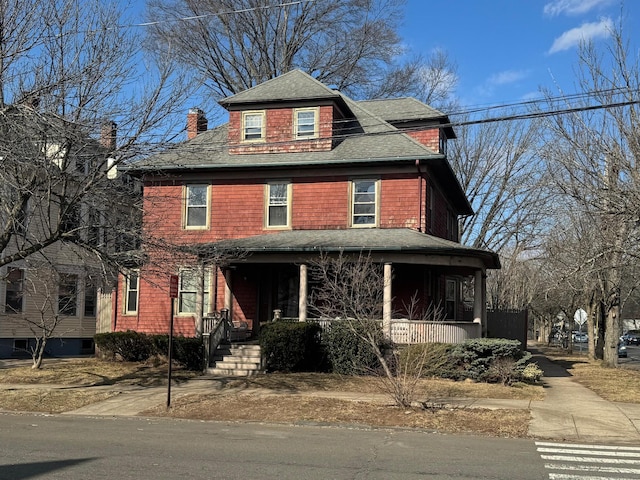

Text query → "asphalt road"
[0,413,547,480]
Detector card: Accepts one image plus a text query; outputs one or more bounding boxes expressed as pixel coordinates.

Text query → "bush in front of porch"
[259,322,326,372]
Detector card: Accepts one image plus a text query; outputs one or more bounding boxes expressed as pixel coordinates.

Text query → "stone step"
[207,367,259,377]
[208,343,263,376]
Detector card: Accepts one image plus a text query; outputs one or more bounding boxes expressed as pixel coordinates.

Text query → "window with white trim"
[5,267,24,313]
[178,269,210,314]
[184,184,209,228]
[351,179,378,227]
[294,108,318,138]
[242,111,265,141]
[266,181,291,228]
[125,270,139,314]
[58,273,78,316]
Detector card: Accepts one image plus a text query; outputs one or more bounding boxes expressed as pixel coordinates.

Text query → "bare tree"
[0,0,195,364]
[539,24,640,366]
[145,0,457,102]
[0,0,193,271]
[450,114,550,254]
[309,253,438,408]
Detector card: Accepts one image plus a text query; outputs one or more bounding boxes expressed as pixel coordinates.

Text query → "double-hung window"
[58,273,78,316]
[5,267,24,313]
[178,269,210,314]
[243,111,264,141]
[295,108,318,138]
[351,179,378,227]
[185,184,209,229]
[266,182,291,228]
[125,270,139,314]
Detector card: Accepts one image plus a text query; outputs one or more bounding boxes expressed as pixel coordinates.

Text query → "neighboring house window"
[5,267,24,313]
[61,203,80,235]
[178,269,210,314]
[125,270,139,314]
[84,281,97,317]
[266,181,291,228]
[351,179,379,227]
[242,111,265,141]
[294,108,318,138]
[58,273,78,316]
[14,201,28,236]
[445,278,457,320]
[184,184,209,229]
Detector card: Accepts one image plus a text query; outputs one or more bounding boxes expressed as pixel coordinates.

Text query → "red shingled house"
[114,70,499,347]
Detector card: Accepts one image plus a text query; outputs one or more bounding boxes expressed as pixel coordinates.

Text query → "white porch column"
[473,270,487,336]
[383,262,392,339]
[299,263,308,322]
[224,268,233,317]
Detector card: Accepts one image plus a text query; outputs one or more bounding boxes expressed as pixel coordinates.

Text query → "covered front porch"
[199,228,500,343]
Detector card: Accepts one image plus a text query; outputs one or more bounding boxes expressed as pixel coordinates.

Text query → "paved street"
[0,413,546,480]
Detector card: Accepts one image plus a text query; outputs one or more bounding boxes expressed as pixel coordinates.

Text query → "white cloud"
[487,70,529,86]
[472,70,530,98]
[548,18,613,53]
[543,0,615,17]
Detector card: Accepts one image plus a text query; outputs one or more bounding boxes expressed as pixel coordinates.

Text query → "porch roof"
[196,228,500,269]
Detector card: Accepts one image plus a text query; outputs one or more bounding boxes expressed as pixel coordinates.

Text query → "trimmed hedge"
[259,322,325,372]
[94,331,204,371]
[321,320,385,375]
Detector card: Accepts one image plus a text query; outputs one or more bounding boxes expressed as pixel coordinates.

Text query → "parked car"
[622,330,640,345]
[619,343,628,358]
[572,332,588,343]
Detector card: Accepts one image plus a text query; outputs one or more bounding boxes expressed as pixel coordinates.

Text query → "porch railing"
[202,309,230,369]
[277,317,481,344]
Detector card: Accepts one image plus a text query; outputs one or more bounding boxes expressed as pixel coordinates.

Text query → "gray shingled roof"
[198,228,500,269]
[219,70,341,106]
[357,98,445,123]
[125,70,472,214]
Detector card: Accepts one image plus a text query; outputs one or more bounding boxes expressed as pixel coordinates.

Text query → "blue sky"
[401,0,639,109]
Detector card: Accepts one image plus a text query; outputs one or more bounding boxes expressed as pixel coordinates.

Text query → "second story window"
[266,182,291,228]
[351,179,379,227]
[5,267,24,313]
[295,108,318,138]
[184,184,209,229]
[243,111,265,141]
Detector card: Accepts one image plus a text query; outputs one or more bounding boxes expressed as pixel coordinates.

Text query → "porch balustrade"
[273,317,481,344]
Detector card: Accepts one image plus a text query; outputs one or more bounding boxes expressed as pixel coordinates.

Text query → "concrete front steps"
[207,343,262,377]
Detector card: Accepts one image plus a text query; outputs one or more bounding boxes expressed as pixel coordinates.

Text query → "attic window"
[295,108,318,138]
[242,111,265,142]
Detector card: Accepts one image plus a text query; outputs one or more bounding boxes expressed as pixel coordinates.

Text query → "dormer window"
[243,111,265,141]
[295,108,318,139]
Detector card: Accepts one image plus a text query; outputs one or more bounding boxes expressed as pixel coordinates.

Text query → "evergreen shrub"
[259,321,325,372]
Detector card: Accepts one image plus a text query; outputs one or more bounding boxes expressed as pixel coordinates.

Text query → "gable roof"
[219,70,342,107]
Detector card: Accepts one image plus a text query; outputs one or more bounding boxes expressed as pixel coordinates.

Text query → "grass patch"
[144,394,531,437]
[0,358,197,386]
[0,388,117,413]
[222,373,543,400]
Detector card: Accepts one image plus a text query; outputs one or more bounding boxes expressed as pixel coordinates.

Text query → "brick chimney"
[100,121,117,151]
[187,108,207,140]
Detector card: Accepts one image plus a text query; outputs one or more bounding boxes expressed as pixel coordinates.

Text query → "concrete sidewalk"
[528,351,640,442]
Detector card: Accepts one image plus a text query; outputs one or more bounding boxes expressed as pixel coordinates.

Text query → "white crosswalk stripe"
[536,441,640,479]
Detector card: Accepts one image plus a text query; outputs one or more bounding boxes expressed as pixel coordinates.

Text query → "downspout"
[416,159,423,232]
